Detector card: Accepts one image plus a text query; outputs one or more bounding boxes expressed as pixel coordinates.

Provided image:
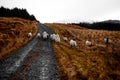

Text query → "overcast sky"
[1,0,120,23]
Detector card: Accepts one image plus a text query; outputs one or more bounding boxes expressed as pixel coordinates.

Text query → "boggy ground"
[45,23,120,80]
[0,17,38,61]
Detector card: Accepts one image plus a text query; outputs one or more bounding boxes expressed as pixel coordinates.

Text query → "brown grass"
[0,17,38,61]
[45,23,120,80]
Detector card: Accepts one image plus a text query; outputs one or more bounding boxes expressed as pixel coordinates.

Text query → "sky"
[0,0,120,23]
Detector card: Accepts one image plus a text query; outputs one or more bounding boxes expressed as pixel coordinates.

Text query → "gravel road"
[0,23,60,80]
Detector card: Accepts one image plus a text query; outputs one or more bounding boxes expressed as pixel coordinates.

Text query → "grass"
[45,23,120,80]
[0,17,38,61]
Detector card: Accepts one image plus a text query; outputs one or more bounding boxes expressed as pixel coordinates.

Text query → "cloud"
[0,0,120,22]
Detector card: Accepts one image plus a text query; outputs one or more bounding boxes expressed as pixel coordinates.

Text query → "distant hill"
[72,20,120,31]
[102,20,120,24]
[0,6,36,21]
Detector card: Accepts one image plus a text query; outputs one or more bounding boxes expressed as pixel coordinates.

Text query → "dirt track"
[0,23,60,80]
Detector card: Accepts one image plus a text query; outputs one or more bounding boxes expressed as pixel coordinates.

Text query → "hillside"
[45,23,120,80]
[0,17,38,61]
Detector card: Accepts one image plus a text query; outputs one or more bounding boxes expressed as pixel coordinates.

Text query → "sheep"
[50,34,56,40]
[70,39,77,47]
[37,33,41,38]
[63,37,68,41]
[54,34,60,43]
[50,34,53,40]
[27,32,32,38]
[50,34,60,43]
[85,40,92,46]
[42,31,49,40]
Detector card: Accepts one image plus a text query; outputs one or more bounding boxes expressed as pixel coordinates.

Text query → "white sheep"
[63,37,68,41]
[27,32,32,38]
[54,34,60,43]
[50,34,56,40]
[42,31,49,40]
[50,34,53,40]
[50,34,60,43]
[85,40,92,46]
[70,39,77,47]
[37,33,41,38]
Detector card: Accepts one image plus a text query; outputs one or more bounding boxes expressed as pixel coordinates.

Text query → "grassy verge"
[0,17,38,61]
